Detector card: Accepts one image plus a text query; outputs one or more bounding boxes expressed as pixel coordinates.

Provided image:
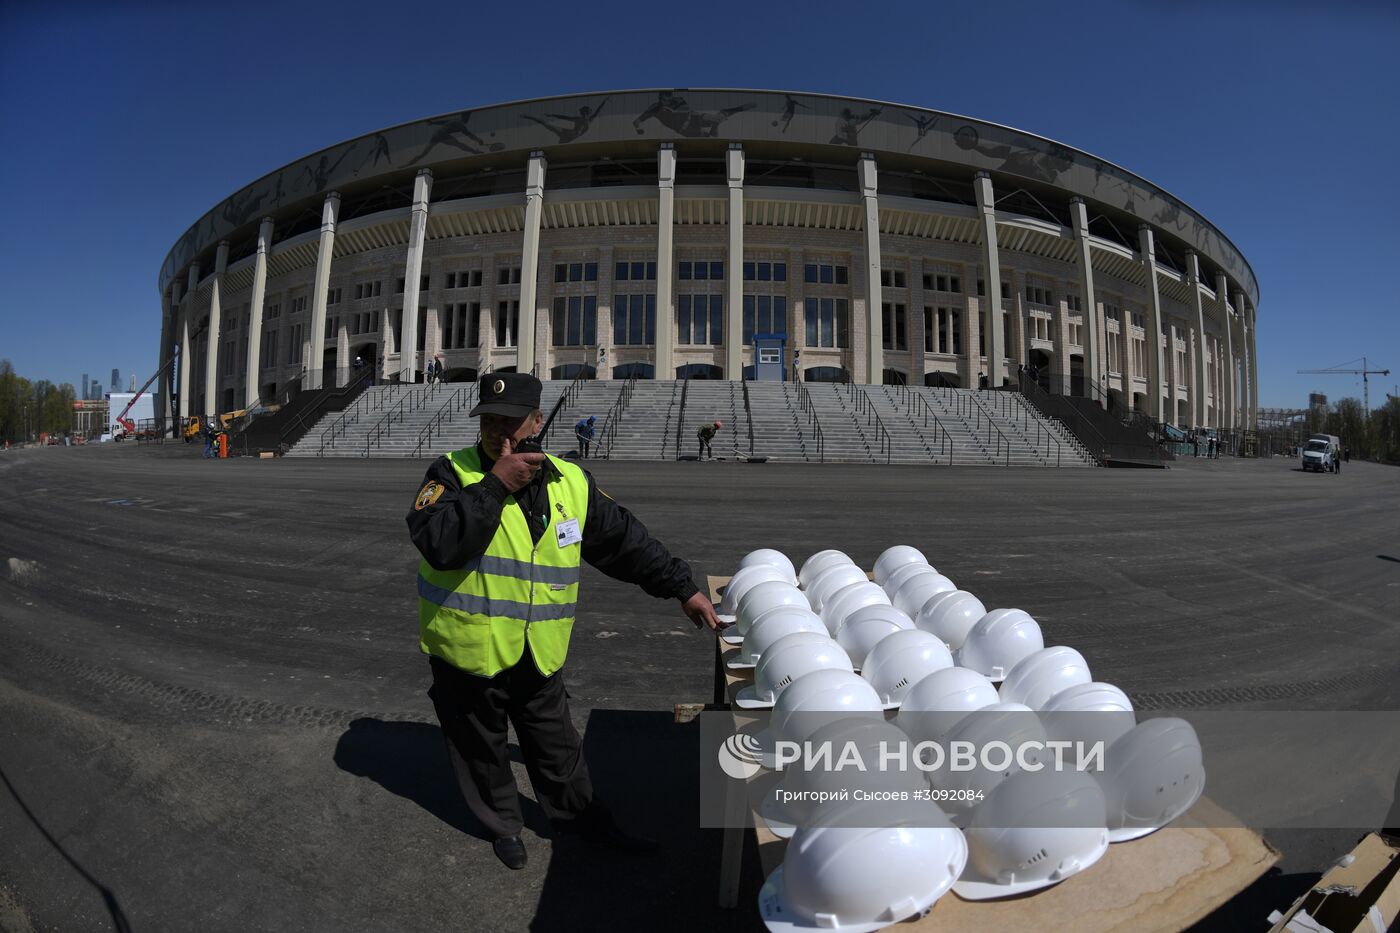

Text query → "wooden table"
[708,576,1279,931]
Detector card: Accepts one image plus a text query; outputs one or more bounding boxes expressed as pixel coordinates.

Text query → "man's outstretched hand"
[681,591,727,632]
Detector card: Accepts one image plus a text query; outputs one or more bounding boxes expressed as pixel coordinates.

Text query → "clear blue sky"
[1,0,1396,409]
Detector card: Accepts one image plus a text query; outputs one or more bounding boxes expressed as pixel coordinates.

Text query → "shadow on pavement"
[333,717,549,842]
[530,710,765,933]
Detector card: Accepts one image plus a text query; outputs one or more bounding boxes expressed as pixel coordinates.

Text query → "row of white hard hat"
[757,709,1205,931]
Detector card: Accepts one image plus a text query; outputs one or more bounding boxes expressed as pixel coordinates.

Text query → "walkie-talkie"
[514,436,544,455]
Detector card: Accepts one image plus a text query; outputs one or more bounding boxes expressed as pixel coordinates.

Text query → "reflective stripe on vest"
[417,448,590,678]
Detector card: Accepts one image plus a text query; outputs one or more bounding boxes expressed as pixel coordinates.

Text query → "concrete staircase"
[288,380,1101,466]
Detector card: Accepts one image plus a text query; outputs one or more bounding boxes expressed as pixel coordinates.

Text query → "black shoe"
[493,834,528,870]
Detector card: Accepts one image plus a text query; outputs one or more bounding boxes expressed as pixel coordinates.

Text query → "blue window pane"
[821,298,835,348]
[568,296,582,345]
[743,261,755,281]
[615,262,628,281]
[774,263,787,282]
[693,262,707,280]
[836,266,848,285]
[585,263,597,281]
[679,261,692,280]
[837,299,849,347]
[710,262,723,280]
[645,294,656,344]
[584,297,596,345]
[758,296,771,333]
[628,296,643,345]
[631,262,645,280]
[711,303,723,344]
[646,261,657,280]
[678,296,691,345]
[743,295,755,345]
[552,297,566,345]
[758,262,771,282]
[555,264,567,283]
[805,264,818,283]
[820,265,834,285]
[806,302,818,346]
[614,296,628,344]
[569,263,583,282]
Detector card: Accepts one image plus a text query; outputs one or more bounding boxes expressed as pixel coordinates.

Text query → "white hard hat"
[805,563,867,613]
[954,609,1044,682]
[718,563,787,622]
[895,667,1001,746]
[891,571,956,618]
[759,806,966,933]
[928,701,1048,823]
[915,590,987,651]
[834,608,911,672]
[729,605,828,670]
[798,549,854,589]
[872,545,928,586]
[1040,682,1136,756]
[760,718,926,839]
[739,549,799,586]
[820,581,892,636]
[758,669,885,766]
[728,580,807,645]
[1096,718,1205,842]
[859,629,954,709]
[999,646,1093,711]
[881,560,937,599]
[736,632,854,710]
[953,769,1110,900]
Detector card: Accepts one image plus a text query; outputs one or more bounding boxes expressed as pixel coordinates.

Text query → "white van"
[1301,434,1340,473]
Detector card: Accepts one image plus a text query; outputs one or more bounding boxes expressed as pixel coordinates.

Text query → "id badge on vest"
[554,518,582,548]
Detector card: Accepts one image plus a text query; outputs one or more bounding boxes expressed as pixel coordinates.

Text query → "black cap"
[469,372,543,418]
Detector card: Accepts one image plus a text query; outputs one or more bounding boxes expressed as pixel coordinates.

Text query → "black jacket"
[406,445,699,603]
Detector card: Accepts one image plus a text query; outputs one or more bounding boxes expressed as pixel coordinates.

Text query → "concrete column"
[1053,300,1071,395]
[479,253,496,373]
[243,217,274,407]
[910,257,927,385]
[1168,321,1183,425]
[1136,225,1167,423]
[1246,303,1258,429]
[336,317,350,388]
[533,248,551,377]
[859,154,883,385]
[514,155,545,377]
[1011,291,1026,374]
[655,145,676,380]
[175,278,190,419]
[1185,251,1209,427]
[203,245,228,418]
[724,145,745,381]
[1216,273,1235,430]
[597,246,614,380]
[959,296,981,388]
[157,291,173,432]
[973,173,1006,386]
[399,170,433,383]
[304,193,341,389]
[1069,199,1103,403]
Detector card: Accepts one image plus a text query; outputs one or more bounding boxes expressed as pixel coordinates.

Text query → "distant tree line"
[1307,395,1400,463]
[0,360,78,444]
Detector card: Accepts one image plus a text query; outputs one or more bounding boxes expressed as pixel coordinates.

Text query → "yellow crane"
[1297,357,1391,412]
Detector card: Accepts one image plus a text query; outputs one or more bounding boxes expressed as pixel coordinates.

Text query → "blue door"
[754,333,786,382]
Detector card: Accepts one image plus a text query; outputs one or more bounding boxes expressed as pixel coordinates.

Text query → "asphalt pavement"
[1,442,1397,932]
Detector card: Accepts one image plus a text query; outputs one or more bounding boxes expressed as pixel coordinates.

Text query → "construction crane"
[1297,358,1391,412]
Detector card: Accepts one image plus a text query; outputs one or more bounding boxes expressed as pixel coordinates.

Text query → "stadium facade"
[157,89,1258,430]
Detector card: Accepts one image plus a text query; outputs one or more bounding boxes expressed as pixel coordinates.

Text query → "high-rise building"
[81,373,89,400]
[111,369,120,392]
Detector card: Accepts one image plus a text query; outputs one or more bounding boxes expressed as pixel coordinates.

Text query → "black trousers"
[428,652,594,839]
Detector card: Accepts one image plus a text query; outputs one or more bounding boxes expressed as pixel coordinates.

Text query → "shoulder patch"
[415,482,446,510]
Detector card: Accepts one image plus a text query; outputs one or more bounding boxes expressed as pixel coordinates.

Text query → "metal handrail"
[412,384,478,458]
[598,374,638,459]
[795,381,825,463]
[278,370,373,450]
[1017,371,1107,463]
[892,383,954,465]
[842,382,892,464]
[539,368,590,448]
[673,373,691,460]
[970,390,1063,467]
[740,378,756,458]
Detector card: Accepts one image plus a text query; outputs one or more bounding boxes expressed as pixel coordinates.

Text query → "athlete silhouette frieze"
[632,91,755,138]
[523,97,611,144]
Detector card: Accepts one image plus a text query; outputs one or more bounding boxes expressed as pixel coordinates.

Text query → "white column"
[516,155,545,377]
[725,145,745,380]
[1069,199,1103,404]
[1185,251,1209,428]
[859,154,883,385]
[655,145,676,380]
[158,291,173,432]
[973,173,1006,387]
[400,170,433,383]
[1137,225,1167,423]
[1246,302,1258,429]
[204,246,228,418]
[307,193,340,389]
[1216,273,1235,430]
[175,278,190,419]
[244,217,274,407]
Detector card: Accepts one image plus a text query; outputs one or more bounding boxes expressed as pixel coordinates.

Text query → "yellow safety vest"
[418,448,590,677]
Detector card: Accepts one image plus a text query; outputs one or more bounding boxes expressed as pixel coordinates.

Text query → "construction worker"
[406,372,722,870]
[696,419,721,460]
[573,415,596,459]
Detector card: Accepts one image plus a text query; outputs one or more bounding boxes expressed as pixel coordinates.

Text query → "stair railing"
[795,381,825,463]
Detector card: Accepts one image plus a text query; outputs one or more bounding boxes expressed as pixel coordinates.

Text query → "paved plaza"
[1,444,1396,931]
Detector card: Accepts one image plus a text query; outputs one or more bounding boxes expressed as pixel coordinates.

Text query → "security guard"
[407,372,722,870]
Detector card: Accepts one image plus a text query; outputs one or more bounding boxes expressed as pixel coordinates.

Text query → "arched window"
[612,362,655,380]
[676,363,723,380]
[882,368,907,386]
[804,366,848,383]
[550,363,597,380]
[924,371,960,388]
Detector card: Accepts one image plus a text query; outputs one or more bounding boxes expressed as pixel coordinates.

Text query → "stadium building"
[157,89,1258,432]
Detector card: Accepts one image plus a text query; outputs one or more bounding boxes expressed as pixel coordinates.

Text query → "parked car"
[1301,434,1341,473]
